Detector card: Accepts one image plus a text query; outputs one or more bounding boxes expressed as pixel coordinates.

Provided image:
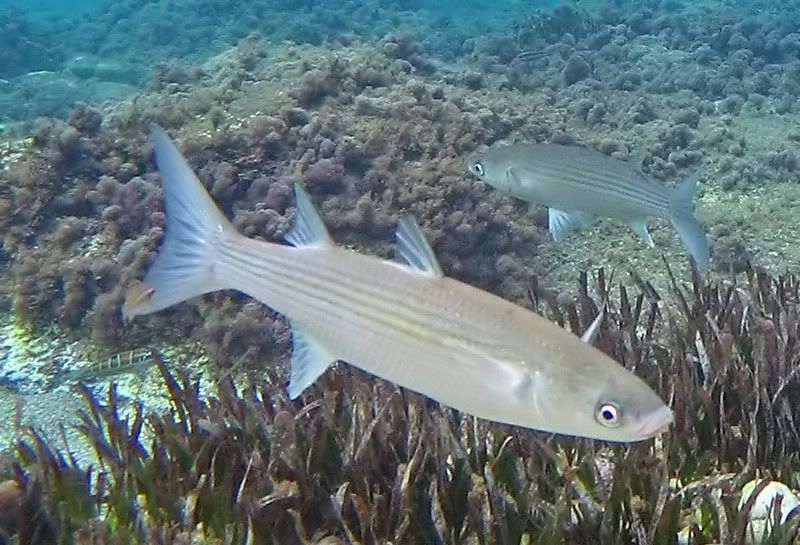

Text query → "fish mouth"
[637,405,674,438]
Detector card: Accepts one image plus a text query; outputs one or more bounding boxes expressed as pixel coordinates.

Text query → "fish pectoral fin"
[284,184,334,247]
[395,216,444,277]
[287,325,334,399]
[507,166,522,186]
[548,208,593,242]
[628,219,654,247]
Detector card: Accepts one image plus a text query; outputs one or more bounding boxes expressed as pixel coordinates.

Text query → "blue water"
[12,0,788,129]
[0,0,537,123]
[0,0,110,16]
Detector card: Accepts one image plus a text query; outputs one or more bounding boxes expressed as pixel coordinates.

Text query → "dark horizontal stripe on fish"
[521,159,669,212]
[217,242,513,357]
[219,244,459,340]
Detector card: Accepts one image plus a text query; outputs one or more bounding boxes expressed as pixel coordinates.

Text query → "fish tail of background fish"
[667,170,710,272]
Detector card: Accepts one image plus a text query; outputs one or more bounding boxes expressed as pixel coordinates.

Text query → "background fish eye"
[596,402,621,427]
[473,162,484,176]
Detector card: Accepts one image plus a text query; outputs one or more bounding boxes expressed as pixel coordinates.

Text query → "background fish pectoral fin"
[548,208,593,242]
[395,217,444,277]
[287,324,334,399]
[506,165,521,185]
[628,219,654,247]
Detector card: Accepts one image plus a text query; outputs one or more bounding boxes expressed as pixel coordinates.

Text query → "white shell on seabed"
[738,479,800,545]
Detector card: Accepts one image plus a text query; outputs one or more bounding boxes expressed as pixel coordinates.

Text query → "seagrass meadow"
[1,265,800,545]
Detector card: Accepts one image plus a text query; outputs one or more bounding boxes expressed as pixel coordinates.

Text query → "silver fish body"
[466,143,710,271]
[124,126,673,443]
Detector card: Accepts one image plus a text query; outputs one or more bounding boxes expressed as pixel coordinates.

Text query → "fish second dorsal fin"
[395,217,444,277]
[285,183,334,247]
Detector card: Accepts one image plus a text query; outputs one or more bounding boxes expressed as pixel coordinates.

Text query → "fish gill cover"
[0,0,799,543]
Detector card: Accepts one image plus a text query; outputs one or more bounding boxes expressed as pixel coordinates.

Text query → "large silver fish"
[123,126,673,443]
[466,143,710,271]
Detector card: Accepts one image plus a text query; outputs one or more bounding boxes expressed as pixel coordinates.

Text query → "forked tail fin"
[123,126,237,320]
[669,170,710,272]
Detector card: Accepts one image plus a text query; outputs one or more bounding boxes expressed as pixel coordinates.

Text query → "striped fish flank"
[122,126,673,443]
[466,143,710,271]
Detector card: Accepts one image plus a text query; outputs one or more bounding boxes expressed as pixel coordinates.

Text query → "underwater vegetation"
[1,266,800,544]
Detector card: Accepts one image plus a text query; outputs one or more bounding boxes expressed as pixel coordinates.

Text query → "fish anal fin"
[628,219,654,247]
[287,325,334,399]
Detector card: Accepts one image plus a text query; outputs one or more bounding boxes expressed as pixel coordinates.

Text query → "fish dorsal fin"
[395,217,444,277]
[633,152,648,173]
[548,208,593,242]
[287,324,334,399]
[628,219,654,247]
[285,183,333,247]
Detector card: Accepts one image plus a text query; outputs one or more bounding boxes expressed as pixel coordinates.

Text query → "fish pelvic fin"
[124,125,238,320]
[668,170,710,272]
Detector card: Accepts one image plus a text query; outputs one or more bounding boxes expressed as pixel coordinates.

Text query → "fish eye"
[473,162,485,176]
[596,401,621,428]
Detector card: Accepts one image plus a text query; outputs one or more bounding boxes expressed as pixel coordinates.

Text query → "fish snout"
[637,405,674,438]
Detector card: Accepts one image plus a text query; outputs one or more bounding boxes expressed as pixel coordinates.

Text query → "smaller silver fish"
[466,143,710,271]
